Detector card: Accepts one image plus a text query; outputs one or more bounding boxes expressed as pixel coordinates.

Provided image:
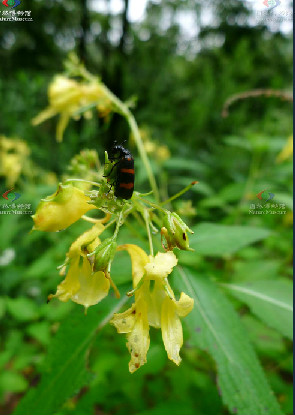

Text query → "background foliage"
[0,1,292,414]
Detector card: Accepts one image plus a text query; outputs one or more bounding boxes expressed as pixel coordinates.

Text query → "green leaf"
[6,297,39,321]
[26,321,51,346]
[190,223,271,256]
[176,268,283,415]
[223,136,252,151]
[272,193,293,211]
[232,259,281,282]
[241,315,285,357]
[221,279,293,340]
[0,297,6,319]
[13,296,128,415]
[0,371,28,393]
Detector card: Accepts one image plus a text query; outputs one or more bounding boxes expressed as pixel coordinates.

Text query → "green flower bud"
[104,150,116,182]
[161,211,194,251]
[90,237,117,273]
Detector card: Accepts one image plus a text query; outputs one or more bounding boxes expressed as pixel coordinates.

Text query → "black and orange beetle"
[107,142,135,200]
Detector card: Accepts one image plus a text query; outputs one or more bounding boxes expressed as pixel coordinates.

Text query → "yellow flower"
[48,223,110,310]
[111,245,194,373]
[0,136,30,186]
[32,75,112,142]
[276,135,293,163]
[32,183,97,232]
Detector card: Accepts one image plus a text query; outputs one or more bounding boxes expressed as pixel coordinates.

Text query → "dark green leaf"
[190,223,271,256]
[221,279,293,340]
[0,371,28,393]
[13,296,128,415]
[6,297,39,321]
[176,268,283,415]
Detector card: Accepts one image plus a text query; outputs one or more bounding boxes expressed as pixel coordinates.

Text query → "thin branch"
[222,89,293,118]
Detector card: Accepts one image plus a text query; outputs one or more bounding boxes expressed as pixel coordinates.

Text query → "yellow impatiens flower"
[111,245,194,373]
[276,135,293,163]
[0,136,30,187]
[32,183,97,232]
[32,75,112,142]
[48,222,110,310]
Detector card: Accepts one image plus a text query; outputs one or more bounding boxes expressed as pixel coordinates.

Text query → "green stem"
[143,209,154,256]
[136,196,166,212]
[99,84,160,202]
[160,181,198,206]
[127,274,145,296]
[64,178,100,187]
[113,209,124,239]
[164,278,174,300]
[73,62,160,201]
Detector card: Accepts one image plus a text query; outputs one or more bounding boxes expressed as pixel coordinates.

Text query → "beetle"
[106,142,135,200]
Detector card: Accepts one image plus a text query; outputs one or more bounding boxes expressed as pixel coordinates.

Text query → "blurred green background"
[0,1,293,415]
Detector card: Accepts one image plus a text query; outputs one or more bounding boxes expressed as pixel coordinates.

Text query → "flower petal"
[31,107,57,126]
[32,184,97,232]
[71,257,110,309]
[161,296,183,365]
[146,280,166,328]
[56,112,70,143]
[69,222,104,258]
[118,244,149,287]
[49,257,80,302]
[175,292,194,317]
[127,296,150,373]
[111,304,137,333]
[144,251,178,280]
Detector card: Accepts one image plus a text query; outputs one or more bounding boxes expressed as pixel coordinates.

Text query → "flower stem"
[74,61,160,202]
[143,209,154,256]
[64,178,101,187]
[81,213,111,224]
[99,84,160,202]
[160,181,198,206]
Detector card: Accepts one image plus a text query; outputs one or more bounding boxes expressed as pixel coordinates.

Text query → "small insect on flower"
[106,142,135,200]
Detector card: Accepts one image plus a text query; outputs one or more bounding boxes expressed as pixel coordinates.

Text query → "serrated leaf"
[190,223,271,256]
[13,296,128,415]
[221,279,293,340]
[176,268,283,415]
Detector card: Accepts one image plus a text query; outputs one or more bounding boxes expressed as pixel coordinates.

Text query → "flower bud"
[91,237,117,273]
[32,183,96,232]
[161,211,194,251]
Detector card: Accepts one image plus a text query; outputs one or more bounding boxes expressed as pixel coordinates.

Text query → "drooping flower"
[48,222,111,310]
[32,75,112,142]
[111,244,194,373]
[32,183,97,232]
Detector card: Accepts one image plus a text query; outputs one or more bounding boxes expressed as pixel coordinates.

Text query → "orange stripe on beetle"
[119,183,134,189]
[120,168,135,174]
